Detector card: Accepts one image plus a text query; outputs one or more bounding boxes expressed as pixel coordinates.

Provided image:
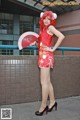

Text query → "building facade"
[0,12,39,55]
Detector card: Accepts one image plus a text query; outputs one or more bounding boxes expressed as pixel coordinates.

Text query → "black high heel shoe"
[35,106,48,116]
[48,102,57,112]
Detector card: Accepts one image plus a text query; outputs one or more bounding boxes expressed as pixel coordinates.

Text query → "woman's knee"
[40,78,50,86]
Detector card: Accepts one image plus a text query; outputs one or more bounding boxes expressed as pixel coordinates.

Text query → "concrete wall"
[0,55,80,105]
[54,10,80,55]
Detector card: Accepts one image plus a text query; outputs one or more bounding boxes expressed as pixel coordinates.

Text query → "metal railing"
[0,45,80,55]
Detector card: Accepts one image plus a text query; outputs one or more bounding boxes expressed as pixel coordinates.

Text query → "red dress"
[38,28,54,68]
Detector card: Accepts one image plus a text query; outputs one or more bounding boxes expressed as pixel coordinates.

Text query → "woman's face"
[43,16,51,26]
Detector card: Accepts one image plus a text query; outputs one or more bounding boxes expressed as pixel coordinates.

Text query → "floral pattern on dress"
[38,43,54,68]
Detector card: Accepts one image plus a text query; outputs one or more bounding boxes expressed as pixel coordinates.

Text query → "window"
[19,48,38,55]
[0,40,13,55]
[20,15,34,34]
[20,21,33,34]
[0,13,13,34]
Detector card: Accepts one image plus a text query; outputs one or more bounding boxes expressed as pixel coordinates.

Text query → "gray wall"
[0,55,80,105]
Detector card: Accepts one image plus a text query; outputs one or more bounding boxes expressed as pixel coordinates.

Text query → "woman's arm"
[44,25,65,52]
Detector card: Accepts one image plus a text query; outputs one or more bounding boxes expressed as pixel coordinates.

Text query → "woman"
[31,11,65,116]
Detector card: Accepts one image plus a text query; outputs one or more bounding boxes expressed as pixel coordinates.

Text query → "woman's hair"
[39,11,56,32]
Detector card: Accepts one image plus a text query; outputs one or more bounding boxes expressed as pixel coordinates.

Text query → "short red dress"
[38,28,54,68]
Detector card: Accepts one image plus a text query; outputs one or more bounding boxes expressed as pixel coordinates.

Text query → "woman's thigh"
[40,68,50,84]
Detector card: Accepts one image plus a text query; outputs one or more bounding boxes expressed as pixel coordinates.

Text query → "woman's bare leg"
[39,67,50,112]
[48,81,55,108]
[39,67,55,111]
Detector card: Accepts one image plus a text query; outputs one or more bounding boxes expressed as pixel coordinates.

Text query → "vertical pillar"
[0,41,2,55]
[33,16,37,55]
[13,14,20,55]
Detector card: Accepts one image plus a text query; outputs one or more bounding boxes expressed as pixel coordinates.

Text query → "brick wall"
[0,55,80,105]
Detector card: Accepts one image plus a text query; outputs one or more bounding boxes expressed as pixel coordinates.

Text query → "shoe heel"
[46,107,48,114]
[55,102,57,111]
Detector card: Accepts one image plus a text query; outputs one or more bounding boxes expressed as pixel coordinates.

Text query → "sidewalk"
[0,96,80,120]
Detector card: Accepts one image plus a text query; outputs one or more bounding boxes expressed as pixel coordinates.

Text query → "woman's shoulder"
[48,25,56,35]
[48,25,55,30]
